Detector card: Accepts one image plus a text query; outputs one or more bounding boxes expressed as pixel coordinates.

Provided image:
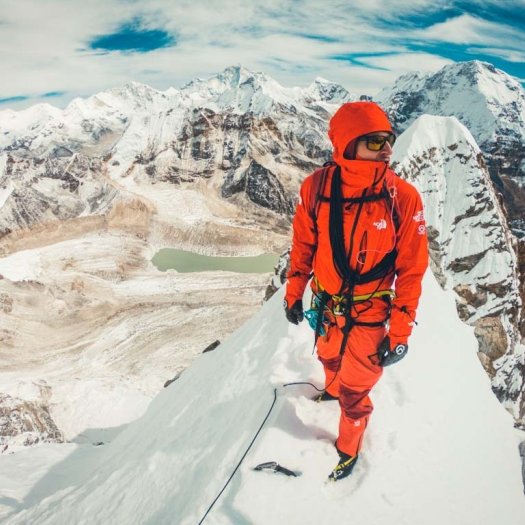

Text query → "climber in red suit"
[284,101,428,481]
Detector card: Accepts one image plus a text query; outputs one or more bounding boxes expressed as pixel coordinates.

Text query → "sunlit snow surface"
[1,271,524,524]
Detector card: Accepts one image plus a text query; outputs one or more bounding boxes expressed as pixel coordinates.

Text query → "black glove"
[284,299,304,325]
[377,336,408,367]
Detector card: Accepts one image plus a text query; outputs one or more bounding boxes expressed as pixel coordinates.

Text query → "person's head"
[328,101,394,165]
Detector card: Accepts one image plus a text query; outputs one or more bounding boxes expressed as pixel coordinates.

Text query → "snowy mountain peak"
[378,59,525,137]
[305,77,354,104]
[430,60,524,103]
[395,113,478,153]
[377,59,525,238]
[181,65,267,95]
[0,103,61,128]
[217,64,268,88]
[113,80,163,99]
[393,114,522,418]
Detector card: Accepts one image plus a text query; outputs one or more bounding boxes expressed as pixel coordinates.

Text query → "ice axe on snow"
[253,461,299,477]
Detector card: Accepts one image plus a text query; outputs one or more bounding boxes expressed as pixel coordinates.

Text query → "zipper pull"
[400,305,418,326]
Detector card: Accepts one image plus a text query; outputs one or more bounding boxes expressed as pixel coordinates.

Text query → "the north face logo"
[373,219,387,230]
[413,210,424,222]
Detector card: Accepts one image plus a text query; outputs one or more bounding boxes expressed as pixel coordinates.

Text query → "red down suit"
[285,102,428,456]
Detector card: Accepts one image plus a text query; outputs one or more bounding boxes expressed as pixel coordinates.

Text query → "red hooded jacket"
[285,102,428,345]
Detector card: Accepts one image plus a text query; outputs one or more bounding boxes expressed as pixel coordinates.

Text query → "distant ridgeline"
[0,60,524,426]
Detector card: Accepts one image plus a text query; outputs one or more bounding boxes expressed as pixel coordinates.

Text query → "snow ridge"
[394,114,523,419]
[3,274,525,524]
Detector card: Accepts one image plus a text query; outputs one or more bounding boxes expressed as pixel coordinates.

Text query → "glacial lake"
[152,249,280,273]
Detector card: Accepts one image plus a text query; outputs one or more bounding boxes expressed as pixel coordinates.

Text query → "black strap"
[338,308,387,356]
[310,165,331,227]
[318,189,389,204]
[329,166,368,291]
[312,162,397,358]
[347,249,397,285]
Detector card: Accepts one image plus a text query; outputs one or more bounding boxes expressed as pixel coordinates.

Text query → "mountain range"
[0,60,524,497]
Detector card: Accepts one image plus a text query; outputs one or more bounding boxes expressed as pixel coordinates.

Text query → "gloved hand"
[284,299,304,325]
[377,335,408,367]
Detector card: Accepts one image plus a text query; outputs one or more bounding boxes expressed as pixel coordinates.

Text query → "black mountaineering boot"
[328,451,358,482]
[312,391,339,402]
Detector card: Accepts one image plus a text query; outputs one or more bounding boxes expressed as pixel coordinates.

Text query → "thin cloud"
[476,47,525,63]
[409,13,523,47]
[0,1,523,111]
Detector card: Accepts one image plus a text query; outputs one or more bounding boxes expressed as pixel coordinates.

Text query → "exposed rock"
[222,160,295,216]
[454,284,488,309]
[0,393,63,447]
[202,340,221,353]
[264,249,290,301]
[448,251,487,273]
[474,316,508,363]
[164,373,182,388]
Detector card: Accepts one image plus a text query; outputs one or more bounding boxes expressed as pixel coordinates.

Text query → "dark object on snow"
[312,391,339,402]
[164,372,182,388]
[202,340,221,353]
[92,441,105,447]
[254,461,298,477]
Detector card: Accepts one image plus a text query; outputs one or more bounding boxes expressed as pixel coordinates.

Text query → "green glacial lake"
[152,249,280,273]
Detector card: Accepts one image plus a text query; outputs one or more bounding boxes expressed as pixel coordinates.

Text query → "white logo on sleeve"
[395,344,405,355]
[413,210,425,222]
[418,224,426,235]
[373,219,387,230]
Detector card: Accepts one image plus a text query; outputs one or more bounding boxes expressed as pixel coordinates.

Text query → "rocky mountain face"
[0,154,119,243]
[0,66,353,246]
[0,67,353,447]
[0,62,524,442]
[392,115,523,424]
[377,61,525,423]
[0,392,63,450]
[377,60,525,238]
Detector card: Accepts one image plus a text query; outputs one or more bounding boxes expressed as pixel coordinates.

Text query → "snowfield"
[1,270,524,524]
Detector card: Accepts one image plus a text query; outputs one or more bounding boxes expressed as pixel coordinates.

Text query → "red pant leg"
[316,299,388,456]
[336,323,385,456]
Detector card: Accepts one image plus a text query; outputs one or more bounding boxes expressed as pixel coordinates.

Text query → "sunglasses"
[359,133,396,151]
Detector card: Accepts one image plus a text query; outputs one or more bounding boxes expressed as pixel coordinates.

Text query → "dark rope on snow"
[198,387,278,525]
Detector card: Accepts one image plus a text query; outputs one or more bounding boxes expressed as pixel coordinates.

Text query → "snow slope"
[2,271,524,524]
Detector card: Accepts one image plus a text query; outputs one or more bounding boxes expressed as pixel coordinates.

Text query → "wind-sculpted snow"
[2,273,524,524]
[393,115,523,421]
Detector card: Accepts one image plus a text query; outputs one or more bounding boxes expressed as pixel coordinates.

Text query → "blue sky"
[0,0,523,110]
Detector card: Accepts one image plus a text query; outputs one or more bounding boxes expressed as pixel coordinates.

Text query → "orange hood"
[328,101,393,189]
